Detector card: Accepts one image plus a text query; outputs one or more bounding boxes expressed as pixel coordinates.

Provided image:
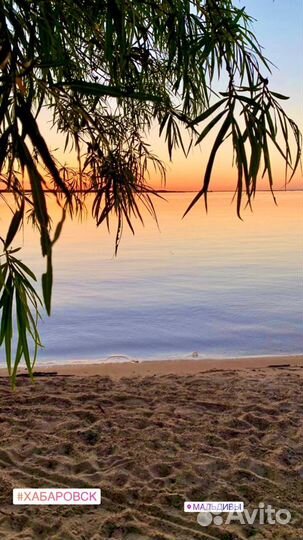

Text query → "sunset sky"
[38,0,302,193]
[151,0,303,191]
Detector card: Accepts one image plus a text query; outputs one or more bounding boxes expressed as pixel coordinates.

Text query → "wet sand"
[0,354,302,379]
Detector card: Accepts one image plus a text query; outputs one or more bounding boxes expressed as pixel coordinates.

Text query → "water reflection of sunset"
[1,191,301,363]
[1,191,301,257]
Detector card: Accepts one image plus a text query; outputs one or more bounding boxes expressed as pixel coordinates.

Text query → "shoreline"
[1,354,302,379]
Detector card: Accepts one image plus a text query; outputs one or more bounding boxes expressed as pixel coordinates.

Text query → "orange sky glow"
[36,105,302,194]
[32,0,303,194]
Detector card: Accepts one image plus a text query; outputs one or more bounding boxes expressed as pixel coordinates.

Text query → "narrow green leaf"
[4,200,25,249]
[42,253,53,315]
[271,91,290,100]
[52,209,66,246]
[189,98,227,126]
[195,109,227,145]
[184,113,232,216]
[16,98,70,196]
[11,259,37,282]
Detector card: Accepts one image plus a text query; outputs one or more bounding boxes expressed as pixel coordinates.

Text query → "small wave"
[103,355,138,363]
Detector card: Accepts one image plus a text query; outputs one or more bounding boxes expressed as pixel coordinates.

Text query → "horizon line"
[0,189,302,194]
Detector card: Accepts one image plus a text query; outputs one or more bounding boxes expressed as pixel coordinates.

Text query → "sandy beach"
[0,356,303,539]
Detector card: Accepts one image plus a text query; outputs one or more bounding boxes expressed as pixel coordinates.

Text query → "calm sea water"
[0,192,302,364]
